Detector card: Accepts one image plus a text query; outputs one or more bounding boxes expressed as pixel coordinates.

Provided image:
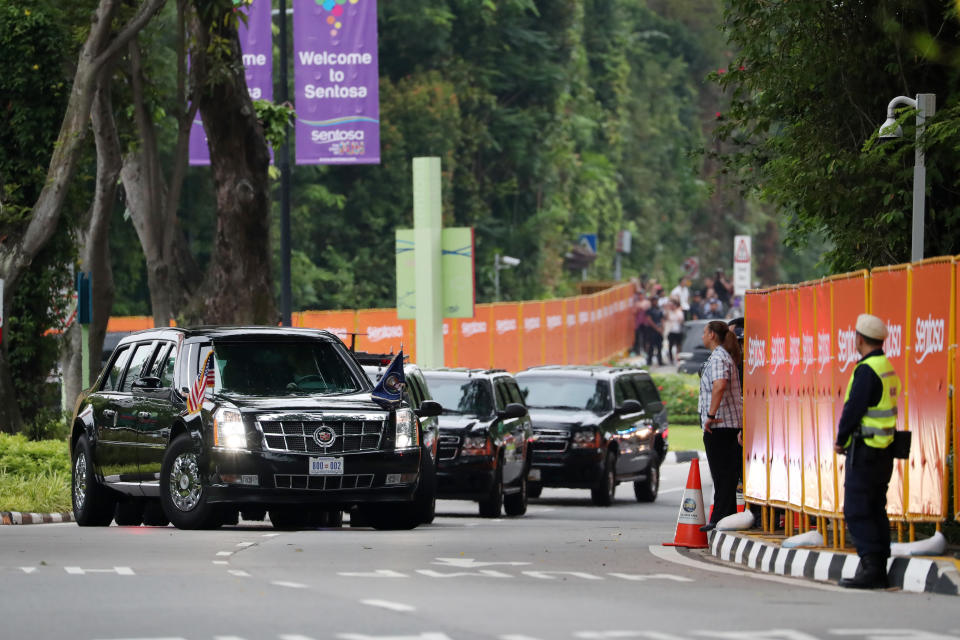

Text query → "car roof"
[515,365,649,379]
[116,326,342,346]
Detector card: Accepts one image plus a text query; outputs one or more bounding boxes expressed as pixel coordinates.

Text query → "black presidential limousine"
[69,327,439,530]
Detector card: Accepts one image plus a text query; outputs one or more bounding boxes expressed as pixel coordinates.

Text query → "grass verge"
[667,422,703,453]
[0,434,71,513]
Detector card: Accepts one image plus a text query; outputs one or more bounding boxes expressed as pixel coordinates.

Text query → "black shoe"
[838,555,889,589]
[699,523,716,532]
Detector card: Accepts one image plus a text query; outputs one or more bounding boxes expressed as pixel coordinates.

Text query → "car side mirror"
[498,402,527,420]
[415,400,443,418]
[616,399,643,415]
[132,376,162,390]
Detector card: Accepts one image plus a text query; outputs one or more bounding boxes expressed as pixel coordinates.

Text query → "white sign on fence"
[733,235,751,296]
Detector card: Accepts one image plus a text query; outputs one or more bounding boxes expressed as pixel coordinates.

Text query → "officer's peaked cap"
[855,313,888,341]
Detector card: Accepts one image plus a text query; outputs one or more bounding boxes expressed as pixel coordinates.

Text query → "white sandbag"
[890,531,947,557]
[716,510,754,531]
[782,530,824,548]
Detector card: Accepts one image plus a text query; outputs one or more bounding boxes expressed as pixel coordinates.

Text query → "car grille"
[533,428,569,452]
[274,474,374,490]
[259,417,385,454]
[438,435,460,460]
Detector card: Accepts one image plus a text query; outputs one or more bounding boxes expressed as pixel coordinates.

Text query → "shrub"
[651,373,699,424]
[0,434,71,512]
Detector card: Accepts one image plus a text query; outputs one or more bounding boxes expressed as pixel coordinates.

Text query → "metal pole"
[494,253,501,302]
[614,252,622,281]
[912,94,935,263]
[279,0,292,326]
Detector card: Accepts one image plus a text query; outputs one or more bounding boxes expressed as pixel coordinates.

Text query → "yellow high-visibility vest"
[843,354,900,449]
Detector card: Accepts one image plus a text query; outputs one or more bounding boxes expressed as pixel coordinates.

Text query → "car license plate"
[527,468,541,481]
[309,457,344,475]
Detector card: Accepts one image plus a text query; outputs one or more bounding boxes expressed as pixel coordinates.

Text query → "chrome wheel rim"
[73,453,87,511]
[169,452,202,512]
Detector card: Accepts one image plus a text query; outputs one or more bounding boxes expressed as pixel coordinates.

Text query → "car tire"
[114,499,144,526]
[323,509,344,527]
[478,461,503,518]
[72,434,116,527]
[414,454,437,525]
[503,474,527,517]
[634,458,660,503]
[160,434,220,530]
[591,450,617,506]
[528,482,542,499]
[142,500,170,526]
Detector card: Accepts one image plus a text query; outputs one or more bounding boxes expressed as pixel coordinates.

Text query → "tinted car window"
[493,380,509,410]
[157,344,178,388]
[102,346,132,392]
[119,343,155,393]
[518,376,612,413]
[634,376,661,406]
[614,377,637,405]
[214,340,361,396]
[425,377,494,418]
[506,380,524,405]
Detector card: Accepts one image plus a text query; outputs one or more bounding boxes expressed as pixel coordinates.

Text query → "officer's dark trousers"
[843,441,894,558]
[703,428,741,525]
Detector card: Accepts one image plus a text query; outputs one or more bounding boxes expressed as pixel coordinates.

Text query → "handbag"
[891,430,911,459]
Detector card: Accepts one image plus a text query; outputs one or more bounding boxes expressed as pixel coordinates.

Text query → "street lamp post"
[493,254,520,302]
[878,93,936,263]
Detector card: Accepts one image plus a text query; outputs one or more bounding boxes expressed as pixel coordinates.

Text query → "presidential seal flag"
[371,350,405,407]
[187,351,215,416]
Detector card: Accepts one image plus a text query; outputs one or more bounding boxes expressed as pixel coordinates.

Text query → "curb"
[707,529,960,596]
[665,450,703,464]
[1,511,74,525]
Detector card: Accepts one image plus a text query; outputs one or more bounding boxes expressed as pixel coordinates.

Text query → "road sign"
[615,230,631,254]
[733,235,752,296]
[683,257,699,280]
[395,227,475,320]
[578,233,598,254]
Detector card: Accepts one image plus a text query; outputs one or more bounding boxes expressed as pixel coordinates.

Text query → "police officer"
[833,313,900,589]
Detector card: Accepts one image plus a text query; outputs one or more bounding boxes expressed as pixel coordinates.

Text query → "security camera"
[500,255,521,267]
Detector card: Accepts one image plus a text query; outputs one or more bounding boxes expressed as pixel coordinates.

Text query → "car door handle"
[102,409,116,419]
[137,411,151,419]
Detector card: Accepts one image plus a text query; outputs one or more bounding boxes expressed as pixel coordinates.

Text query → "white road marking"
[695,631,821,640]
[215,636,249,640]
[64,566,134,575]
[433,557,531,568]
[92,637,186,640]
[236,541,255,548]
[263,532,281,537]
[658,487,684,494]
[501,635,545,640]
[212,561,229,565]
[608,572,693,582]
[271,580,309,589]
[337,634,453,640]
[416,569,512,579]
[279,635,316,640]
[19,567,36,574]
[361,599,416,612]
[216,551,234,556]
[228,570,251,577]
[830,631,960,640]
[338,569,409,578]
[522,571,602,580]
[648,545,861,593]
[576,632,685,639]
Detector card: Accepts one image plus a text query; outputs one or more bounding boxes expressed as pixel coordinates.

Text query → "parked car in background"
[358,354,441,525]
[420,368,532,517]
[71,327,437,531]
[677,319,710,375]
[515,366,667,505]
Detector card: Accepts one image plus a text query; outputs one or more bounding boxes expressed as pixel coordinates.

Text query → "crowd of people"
[629,268,742,365]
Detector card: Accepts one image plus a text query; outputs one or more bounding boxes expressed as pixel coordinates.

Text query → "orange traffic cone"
[664,458,709,549]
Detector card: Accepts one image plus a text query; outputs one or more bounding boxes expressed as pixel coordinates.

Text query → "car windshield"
[423,377,494,418]
[518,376,612,413]
[213,340,362,396]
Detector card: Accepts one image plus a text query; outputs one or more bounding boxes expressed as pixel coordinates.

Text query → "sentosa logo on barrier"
[546,315,563,330]
[567,314,577,327]
[837,327,858,372]
[747,337,766,375]
[802,334,815,374]
[323,326,348,340]
[769,335,786,374]
[523,317,541,332]
[579,311,589,324]
[367,325,403,342]
[884,323,902,359]
[462,321,487,338]
[817,332,831,374]
[914,315,945,364]
[496,319,517,335]
[788,336,801,373]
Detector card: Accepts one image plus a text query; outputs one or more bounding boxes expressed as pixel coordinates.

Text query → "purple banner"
[189,0,274,166]
[294,0,380,164]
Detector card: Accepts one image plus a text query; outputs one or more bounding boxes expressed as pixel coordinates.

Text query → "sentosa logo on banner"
[294,0,380,164]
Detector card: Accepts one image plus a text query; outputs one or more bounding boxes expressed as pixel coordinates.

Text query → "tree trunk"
[187,3,275,326]
[0,0,165,433]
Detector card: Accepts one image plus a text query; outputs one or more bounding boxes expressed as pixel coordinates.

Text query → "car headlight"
[572,430,601,449]
[395,408,419,449]
[461,434,492,456]
[213,408,246,449]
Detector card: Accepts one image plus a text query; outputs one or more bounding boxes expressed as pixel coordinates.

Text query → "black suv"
[360,357,440,525]
[421,369,532,517]
[514,366,667,505]
[70,327,438,530]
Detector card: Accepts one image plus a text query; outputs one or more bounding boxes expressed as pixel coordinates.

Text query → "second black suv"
[515,366,667,505]
[421,369,532,517]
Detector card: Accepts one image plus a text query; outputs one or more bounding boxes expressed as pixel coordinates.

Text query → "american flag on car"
[187,351,215,416]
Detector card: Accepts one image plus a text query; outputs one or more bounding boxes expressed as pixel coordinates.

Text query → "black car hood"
[214,392,389,414]
[436,414,492,434]
[527,408,605,430]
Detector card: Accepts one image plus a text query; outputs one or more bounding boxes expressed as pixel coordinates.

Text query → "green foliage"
[651,373,700,423]
[254,99,296,151]
[715,0,960,271]
[0,434,72,512]
[0,433,70,477]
